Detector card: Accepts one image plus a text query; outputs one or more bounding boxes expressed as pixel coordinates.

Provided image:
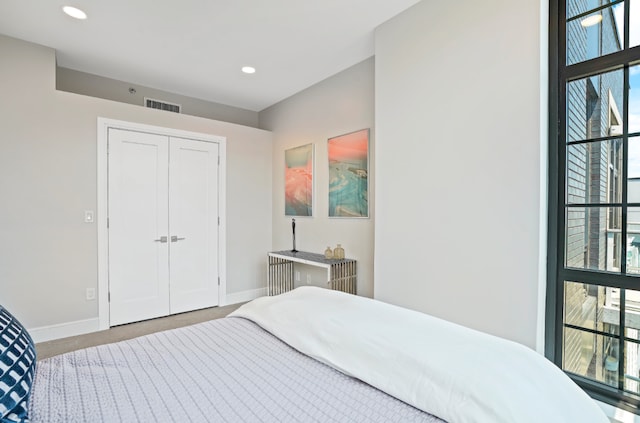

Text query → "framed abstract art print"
[284,143,314,216]
[328,129,369,218]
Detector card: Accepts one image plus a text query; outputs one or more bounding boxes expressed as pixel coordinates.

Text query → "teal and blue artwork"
[328,129,369,218]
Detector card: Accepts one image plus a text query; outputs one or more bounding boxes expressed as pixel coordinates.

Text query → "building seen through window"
[553,0,640,407]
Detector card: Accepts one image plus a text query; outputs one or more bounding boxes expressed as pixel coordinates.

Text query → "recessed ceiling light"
[241,66,256,74]
[580,14,602,27]
[62,6,87,20]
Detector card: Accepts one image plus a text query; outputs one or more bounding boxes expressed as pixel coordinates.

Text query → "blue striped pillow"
[0,306,36,423]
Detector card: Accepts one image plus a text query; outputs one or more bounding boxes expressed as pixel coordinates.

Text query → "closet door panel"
[108,129,170,326]
[169,137,220,314]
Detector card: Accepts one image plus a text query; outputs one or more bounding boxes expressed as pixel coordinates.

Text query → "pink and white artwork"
[285,143,313,216]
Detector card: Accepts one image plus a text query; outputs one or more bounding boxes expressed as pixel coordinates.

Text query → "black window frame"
[548,0,640,412]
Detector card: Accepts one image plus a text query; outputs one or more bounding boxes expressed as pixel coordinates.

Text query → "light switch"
[84,210,94,223]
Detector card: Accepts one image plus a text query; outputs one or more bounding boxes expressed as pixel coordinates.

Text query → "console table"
[267,250,357,296]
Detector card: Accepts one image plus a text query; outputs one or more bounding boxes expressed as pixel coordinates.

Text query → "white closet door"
[108,129,170,326]
[169,137,220,314]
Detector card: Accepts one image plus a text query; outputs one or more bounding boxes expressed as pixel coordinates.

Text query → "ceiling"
[0,0,421,112]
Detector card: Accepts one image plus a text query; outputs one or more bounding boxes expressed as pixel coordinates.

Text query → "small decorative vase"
[324,247,333,259]
[334,244,345,259]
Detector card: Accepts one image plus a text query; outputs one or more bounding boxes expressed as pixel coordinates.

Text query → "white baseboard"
[223,288,266,306]
[29,318,101,344]
[28,289,265,343]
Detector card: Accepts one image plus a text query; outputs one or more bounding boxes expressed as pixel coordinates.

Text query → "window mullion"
[619,288,626,390]
[619,60,631,394]
[565,46,640,81]
[566,0,625,24]
[624,0,630,50]
[553,0,567,366]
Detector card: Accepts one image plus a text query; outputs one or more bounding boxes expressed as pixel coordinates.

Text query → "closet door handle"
[154,236,168,243]
[171,236,186,243]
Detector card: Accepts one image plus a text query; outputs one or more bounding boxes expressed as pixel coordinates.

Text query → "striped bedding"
[29,317,443,422]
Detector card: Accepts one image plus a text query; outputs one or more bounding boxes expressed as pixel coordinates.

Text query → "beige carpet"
[35,303,242,360]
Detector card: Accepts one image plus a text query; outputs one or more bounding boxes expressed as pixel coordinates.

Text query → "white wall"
[0,35,272,332]
[374,1,546,348]
[260,58,375,297]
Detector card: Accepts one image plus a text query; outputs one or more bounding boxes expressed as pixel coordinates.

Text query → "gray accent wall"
[57,67,260,128]
[0,34,272,330]
[259,58,375,297]
[373,0,547,349]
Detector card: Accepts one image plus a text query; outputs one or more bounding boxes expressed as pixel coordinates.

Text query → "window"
[549,0,640,410]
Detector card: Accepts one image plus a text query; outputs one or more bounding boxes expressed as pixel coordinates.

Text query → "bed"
[2,287,609,423]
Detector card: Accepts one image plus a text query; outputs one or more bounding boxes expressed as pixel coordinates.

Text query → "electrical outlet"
[86,288,96,300]
[295,271,301,281]
[307,274,312,284]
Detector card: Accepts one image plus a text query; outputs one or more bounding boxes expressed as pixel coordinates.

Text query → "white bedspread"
[230,286,609,423]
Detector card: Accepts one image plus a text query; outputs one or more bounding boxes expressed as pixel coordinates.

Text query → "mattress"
[29,316,443,423]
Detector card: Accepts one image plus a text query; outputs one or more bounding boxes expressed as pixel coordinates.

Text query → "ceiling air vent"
[144,97,181,113]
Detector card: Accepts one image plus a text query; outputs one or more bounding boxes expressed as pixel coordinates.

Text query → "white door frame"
[97,118,227,330]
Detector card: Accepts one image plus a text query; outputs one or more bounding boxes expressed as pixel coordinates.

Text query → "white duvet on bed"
[230,286,608,423]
